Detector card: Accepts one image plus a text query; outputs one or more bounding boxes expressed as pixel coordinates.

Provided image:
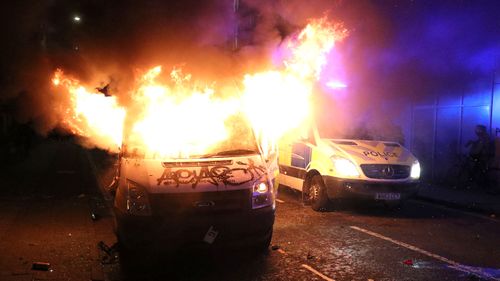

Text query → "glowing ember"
[51,17,347,157]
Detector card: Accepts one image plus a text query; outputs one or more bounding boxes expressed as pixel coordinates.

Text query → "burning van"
[278,126,420,211]
[112,114,277,252]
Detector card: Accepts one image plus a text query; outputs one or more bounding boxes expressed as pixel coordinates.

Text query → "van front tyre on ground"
[308,175,329,211]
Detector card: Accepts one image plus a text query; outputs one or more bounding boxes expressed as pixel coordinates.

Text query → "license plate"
[375,193,401,200]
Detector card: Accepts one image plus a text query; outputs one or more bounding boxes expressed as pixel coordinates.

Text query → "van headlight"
[254,182,269,194]
[410,161,421,179]
[331,156,360,177]
[126,180,152,216]
[252,180,274,209]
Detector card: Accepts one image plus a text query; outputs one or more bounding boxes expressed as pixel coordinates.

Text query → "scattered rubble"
[307,252,315,260]
[32,262,50,271]
[403,259,414,266]
[98,241,118,264]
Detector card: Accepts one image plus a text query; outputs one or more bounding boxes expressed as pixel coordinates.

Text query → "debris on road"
[98,241,118,264]
[403,259,414,266]
[91,212,99,221]
[307,252,315,260]
[98,241,113,255]
[271,245,280,251]
[32,262,51,271]
[203,226,219,244]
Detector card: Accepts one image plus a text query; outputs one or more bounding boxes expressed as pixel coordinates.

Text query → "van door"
[278,141,311,191]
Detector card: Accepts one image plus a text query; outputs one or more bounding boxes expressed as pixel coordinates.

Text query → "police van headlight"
[331,156,360,177]
[126,180,152,216]
[252,180,274,209]
[410,161,421,179]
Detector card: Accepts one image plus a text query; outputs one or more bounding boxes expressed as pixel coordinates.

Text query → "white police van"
[278,126,420,211]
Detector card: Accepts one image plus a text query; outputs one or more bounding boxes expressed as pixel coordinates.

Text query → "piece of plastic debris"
[91,213,98,221]
[32,262,51,271]
[403,259,413,266]
[203,226,219,244]
[271,245,280,251]
[98,241,118,264]
[98,241,113,256]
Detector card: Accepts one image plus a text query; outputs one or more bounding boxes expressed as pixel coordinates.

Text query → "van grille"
[360,164,410,179]
[149,189,251,215]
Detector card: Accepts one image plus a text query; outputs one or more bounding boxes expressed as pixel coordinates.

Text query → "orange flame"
[242,18,347,154]
[51,17,347,157]
[127,66,240,158]
[52,70,126,151]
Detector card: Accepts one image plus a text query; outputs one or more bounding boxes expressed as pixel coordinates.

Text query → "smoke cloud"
[1,0,499,146]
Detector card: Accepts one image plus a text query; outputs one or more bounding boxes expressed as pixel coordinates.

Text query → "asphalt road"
[1,140,499,281]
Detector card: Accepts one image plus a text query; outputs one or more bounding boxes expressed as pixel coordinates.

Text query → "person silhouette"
[465,125,491,190]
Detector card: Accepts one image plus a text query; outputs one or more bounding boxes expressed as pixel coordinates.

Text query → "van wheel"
[308,175,329,211]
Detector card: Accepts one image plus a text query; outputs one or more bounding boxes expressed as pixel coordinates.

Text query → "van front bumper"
[323,176,419,201]
[114,206,275,251]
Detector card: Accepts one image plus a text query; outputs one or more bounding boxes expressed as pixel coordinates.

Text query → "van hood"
[326,139,417,165]
[121,154,268,193]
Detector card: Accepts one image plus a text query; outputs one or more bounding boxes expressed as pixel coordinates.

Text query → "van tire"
[308,175,329,211]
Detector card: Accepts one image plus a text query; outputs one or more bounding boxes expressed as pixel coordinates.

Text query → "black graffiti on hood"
[156,159,266,189]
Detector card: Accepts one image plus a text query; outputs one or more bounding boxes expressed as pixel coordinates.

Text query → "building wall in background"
[409,71,499,182]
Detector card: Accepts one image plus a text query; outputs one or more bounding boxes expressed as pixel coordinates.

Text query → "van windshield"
[122,113,259,159]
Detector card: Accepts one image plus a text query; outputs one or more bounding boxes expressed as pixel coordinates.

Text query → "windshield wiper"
[214,149,259,156]
[192,149,259,158]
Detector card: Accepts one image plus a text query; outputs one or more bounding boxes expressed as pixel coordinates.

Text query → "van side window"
[291,142,312,169]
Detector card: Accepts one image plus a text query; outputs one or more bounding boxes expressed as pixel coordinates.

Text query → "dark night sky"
[0,0,499,134]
